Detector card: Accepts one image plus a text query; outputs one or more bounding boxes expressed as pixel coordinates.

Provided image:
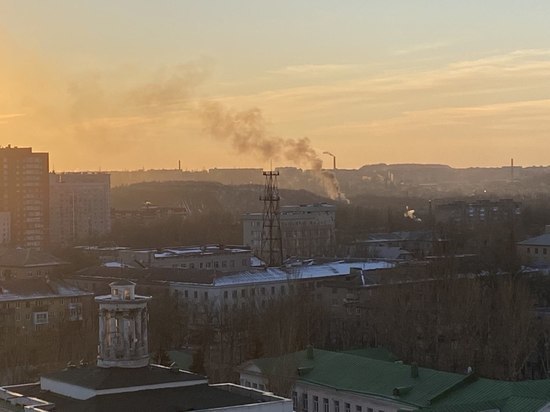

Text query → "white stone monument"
[95,280,151,368]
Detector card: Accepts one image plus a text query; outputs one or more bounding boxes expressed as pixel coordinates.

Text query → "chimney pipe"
[411,363,419,378]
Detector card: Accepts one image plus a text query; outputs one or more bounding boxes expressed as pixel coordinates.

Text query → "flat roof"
[43,365,204,390]
[7,382,273,412]
[0,278,92,302]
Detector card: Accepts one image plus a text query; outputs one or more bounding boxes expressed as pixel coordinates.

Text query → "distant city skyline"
[1,1,550,171]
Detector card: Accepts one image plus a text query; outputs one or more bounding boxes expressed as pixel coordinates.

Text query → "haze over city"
[2,0,550,171]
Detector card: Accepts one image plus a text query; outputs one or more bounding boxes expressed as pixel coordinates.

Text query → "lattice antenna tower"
[260,170,283,267]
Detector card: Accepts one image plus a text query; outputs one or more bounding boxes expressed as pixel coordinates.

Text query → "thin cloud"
[269,64,362,76]
[393,41,450,56]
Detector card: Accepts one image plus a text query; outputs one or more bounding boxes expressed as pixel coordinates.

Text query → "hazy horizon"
[2,1,550,171]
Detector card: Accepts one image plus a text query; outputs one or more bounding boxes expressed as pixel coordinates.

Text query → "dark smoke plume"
[201,101,347,201]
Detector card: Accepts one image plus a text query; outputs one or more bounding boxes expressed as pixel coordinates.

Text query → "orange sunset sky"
[1,1,550,171]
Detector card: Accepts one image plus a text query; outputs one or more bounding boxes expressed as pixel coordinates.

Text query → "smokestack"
[178,160,182,171]
[511,158,514,182]
[323,151,336,170]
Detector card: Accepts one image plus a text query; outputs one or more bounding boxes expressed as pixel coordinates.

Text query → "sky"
[1,0,550,171]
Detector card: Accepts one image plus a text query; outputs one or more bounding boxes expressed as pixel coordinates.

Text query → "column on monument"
[142,308,148,353]
[123,310,130,358]
[98,309,105,356]
[135,308,142,355]
[129,310,136,354]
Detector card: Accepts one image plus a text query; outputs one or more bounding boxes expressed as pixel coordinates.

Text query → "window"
[527,247,531,254]
[69,303,82,321]
[204,291,208,299]
[323,398,329,412]
[232,290,238,299]
[535,248,539,254]
[33,311,48,325]
[345,403,351,412]
[184,290,189,298]
[292,392,298,410]
[261,287,266,295]
[313,396,319,412]
[271,286,275,295]
[367,408,373,412]
[224,290,228,299]
[545,248,548,255]
[281,285,286,295]
[356,406,362,412]
[302,394,309,412]
[241,289,246,298]
[193,291,198,299]
[334,401,340,412]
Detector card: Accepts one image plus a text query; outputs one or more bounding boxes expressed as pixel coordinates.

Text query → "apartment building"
[0,212,10,245]
[49,172,111,246]
[0,146,49,249]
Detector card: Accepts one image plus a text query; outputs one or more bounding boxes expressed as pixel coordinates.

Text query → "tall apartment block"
[49,172,111,247]
[243,203,336,259]
[0,146,49,249]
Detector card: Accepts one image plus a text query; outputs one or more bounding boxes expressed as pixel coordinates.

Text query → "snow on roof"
[518,234,550,247]
[212,261,393,287]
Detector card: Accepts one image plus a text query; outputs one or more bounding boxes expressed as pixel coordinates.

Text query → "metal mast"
[260,170,283,267]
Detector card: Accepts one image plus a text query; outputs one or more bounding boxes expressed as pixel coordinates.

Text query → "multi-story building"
[68,260,394,329]
[0,212,10,245]
[49,172,111,246]
[434,198,521,227]
[517,225,550,270]
[0,146,49,249]
[243,203,336,258]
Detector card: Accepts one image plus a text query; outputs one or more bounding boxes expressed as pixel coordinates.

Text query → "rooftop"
[242,348,470,409]
[4,381,285,412]
[242,348,550,411]
[0,278,92,302]
[42,364,204,391]
[75,260,394,287]
[0,248,67,268]
[518,233,550,247]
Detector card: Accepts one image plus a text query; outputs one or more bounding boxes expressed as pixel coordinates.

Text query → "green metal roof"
[426,377,550,411]
[342,347,399,362]
[250,349,470,408]
[247,349,550,412]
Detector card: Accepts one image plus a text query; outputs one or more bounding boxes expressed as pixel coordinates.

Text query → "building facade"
[0,212,10,245]
[49,172,111,246]
[0,146,49,249]
[243,203,336,258]
[518,226,550,269]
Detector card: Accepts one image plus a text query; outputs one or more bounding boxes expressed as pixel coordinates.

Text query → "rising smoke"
[200,101,348,201]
